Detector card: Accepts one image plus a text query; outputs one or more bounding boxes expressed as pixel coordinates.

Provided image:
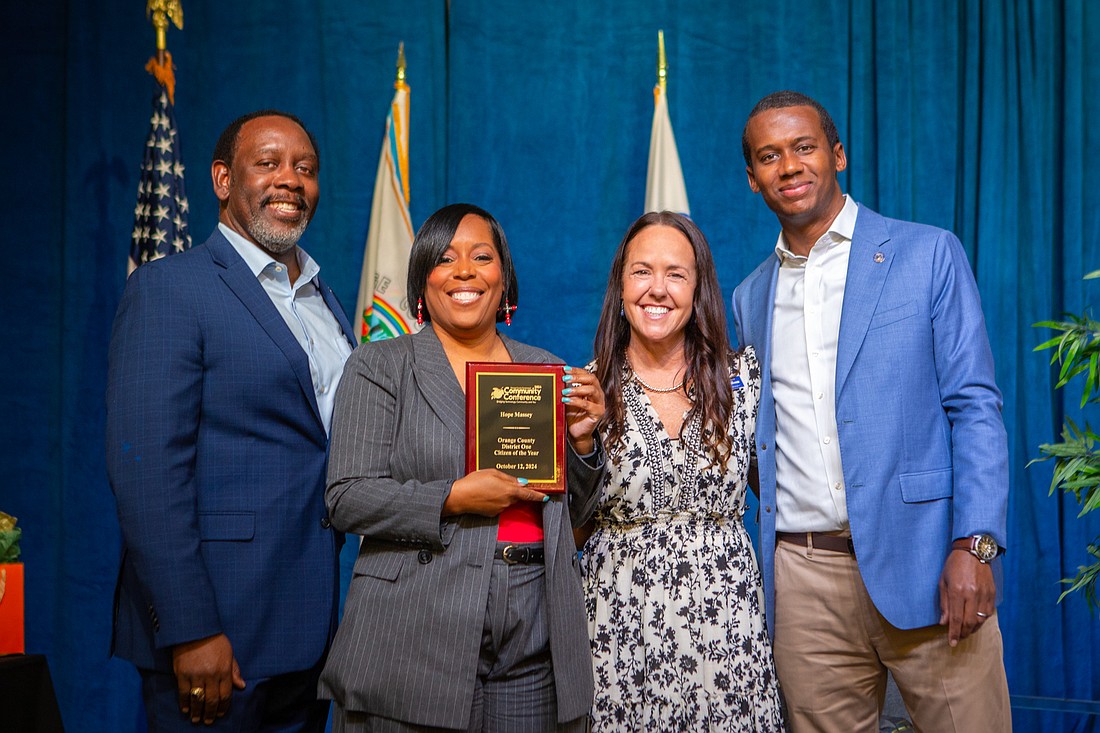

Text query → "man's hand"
[938,549,996,647]
[173,633,246,724]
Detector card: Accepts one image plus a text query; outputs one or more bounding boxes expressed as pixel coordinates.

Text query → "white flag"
[644,83,690,215]
[355,78,420,342]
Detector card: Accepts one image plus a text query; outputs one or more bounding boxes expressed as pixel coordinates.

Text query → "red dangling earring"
[504,298,514,326]
[416,297,424,326]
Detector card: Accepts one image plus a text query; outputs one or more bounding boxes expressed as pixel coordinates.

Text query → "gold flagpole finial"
[145,0,184,103]
[147,0,184,62]
[656,29,668,93]
[395,41,407,86]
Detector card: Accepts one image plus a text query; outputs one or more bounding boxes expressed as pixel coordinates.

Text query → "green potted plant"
[1032,273,1100,611]
[0,511,22,653]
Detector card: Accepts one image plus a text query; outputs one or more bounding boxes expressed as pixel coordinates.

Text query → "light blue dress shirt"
[219,223,353,434]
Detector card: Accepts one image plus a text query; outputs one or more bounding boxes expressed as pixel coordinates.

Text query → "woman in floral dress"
[582,212,784,732]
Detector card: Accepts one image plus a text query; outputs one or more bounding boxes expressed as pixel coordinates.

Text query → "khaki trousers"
[773,536,1011,733]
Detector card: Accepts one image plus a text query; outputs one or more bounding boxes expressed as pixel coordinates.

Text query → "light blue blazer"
[732,204,1009,631]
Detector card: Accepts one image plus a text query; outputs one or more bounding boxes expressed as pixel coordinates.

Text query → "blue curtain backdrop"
[3,0,1098,730]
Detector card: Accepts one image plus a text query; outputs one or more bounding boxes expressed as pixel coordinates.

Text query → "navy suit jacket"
[732,204,1009,631]
[106,228,356,676]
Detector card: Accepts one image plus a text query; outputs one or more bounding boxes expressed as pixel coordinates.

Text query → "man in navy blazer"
[107,110,355,730]
[732,91,1011,731]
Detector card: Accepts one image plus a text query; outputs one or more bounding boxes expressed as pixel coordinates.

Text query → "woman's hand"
[562,365,605,455]
[442,469,549,517]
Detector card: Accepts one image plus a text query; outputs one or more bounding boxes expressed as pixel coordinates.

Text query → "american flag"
[129,89,191,273]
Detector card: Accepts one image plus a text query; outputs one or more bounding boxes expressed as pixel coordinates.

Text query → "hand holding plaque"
[466,362,567,493]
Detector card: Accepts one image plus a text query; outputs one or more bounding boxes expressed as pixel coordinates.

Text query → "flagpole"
[145,0,184,102]
[396,40,407,86]
[394,41,411,206]
[656,29,667,94]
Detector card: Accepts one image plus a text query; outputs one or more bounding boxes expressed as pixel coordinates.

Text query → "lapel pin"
[873,252,885,263]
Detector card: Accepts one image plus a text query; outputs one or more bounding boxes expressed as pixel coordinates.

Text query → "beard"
[247,196,312,253]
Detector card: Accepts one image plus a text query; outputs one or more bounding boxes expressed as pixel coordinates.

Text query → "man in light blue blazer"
[732,91,1011,732]
[107,111,355,730]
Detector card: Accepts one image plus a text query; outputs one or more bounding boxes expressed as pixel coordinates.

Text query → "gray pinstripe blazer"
[318,325,603,728]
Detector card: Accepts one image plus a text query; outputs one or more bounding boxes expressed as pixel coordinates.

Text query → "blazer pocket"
[198,511,255,541]
[899,469,953,503]
[353,549,406,582]
[868,300,918,330]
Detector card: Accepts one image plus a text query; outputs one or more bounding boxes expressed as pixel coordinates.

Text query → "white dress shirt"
[220,223,353,434]
[770,196,859,532]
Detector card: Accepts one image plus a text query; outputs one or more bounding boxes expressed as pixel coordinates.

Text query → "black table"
[0,654,65,732]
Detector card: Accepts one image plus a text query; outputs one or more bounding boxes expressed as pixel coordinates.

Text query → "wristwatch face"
[972,534,999,562]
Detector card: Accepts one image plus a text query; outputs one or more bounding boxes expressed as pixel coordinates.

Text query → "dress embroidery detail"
[584,348,785,731]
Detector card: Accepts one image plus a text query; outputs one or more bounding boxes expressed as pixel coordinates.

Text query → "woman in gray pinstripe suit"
[319,204,606,732]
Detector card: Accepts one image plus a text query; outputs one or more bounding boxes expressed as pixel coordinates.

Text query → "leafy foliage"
[0,512,19,564]
[1033,313,1100,407]
[1032,272,1100,611]
[1057,542,1100,610]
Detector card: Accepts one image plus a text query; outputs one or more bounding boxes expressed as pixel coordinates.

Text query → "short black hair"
[406,203,519,324]
[741,90,840,166]
[211,109,320,168]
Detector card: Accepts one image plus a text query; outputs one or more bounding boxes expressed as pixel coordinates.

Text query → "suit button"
[320,517,331,529]
[761,443,767,451]
[417,550,433,564]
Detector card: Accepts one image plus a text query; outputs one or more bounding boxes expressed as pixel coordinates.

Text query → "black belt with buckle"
[494,544,545,564]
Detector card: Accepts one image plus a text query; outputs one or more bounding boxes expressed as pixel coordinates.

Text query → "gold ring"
[190,687,205,699]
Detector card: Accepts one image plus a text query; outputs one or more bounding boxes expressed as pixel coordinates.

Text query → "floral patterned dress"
[582,347,784,732]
